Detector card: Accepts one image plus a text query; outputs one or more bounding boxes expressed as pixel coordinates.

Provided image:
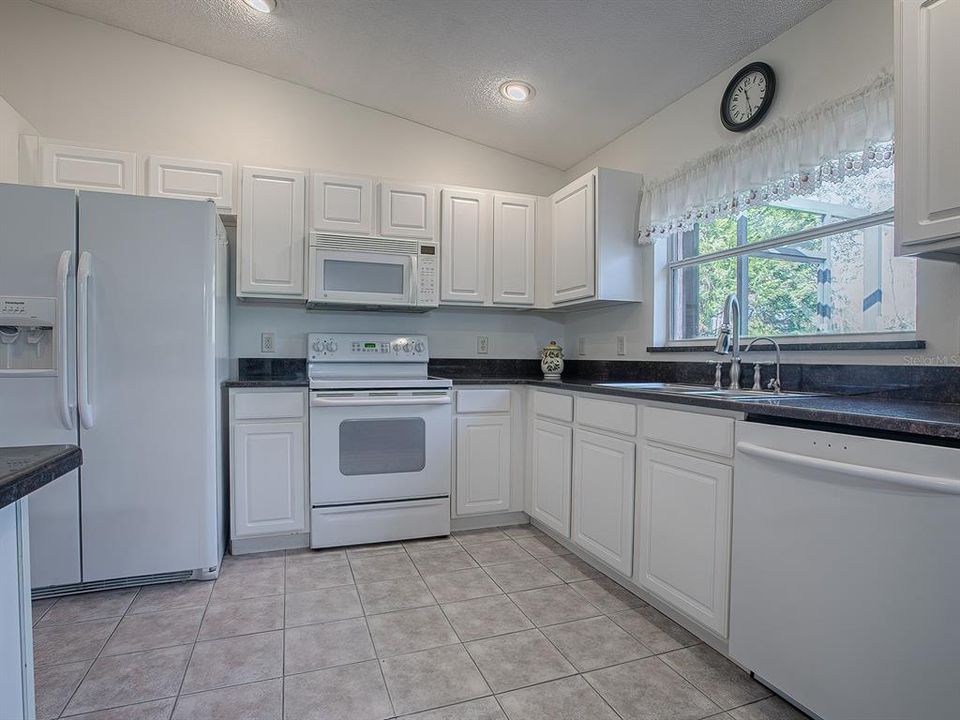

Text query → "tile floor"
[31,524,812,720]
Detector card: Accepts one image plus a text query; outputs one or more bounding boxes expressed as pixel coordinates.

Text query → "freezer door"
[77,192,221,581]
[0,183,81,587]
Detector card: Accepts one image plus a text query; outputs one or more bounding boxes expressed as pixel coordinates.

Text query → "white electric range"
[307,333,452,548]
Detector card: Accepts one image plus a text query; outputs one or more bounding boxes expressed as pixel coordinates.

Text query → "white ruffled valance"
[638,73,894,243]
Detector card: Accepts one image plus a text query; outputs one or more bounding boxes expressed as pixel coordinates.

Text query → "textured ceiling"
[32,0,831,169]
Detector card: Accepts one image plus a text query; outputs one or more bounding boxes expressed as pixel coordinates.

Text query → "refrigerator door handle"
[77,251,95,429]
[57,250,75,429]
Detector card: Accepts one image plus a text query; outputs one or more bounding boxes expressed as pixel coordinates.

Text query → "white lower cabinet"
[229,389,308,547]
[455,415,511,515]
[572,429,635,575]
[637,444,732,636]
[530,419,573,537]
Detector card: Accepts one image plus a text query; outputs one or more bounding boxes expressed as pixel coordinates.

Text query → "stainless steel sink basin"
[592,382,824,401]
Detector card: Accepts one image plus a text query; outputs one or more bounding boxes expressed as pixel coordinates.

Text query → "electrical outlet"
[616,335,626,356]
[477,335,489,354]
[261,332,276,353]
[578,337,586,356]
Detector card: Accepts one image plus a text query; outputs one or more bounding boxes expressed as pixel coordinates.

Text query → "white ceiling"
[33,0,831,170]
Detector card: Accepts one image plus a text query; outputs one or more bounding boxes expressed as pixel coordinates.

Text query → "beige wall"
[562,0,960,365]
[0,96,35,183]
[0,0,568,359]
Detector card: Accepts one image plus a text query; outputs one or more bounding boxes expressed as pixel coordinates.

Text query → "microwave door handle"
[311,395,451,408]
[409,254,418,305]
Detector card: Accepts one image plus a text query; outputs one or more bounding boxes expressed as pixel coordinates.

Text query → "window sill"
[648,339,927,353]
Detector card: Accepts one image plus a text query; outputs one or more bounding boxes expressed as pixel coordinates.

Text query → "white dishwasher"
[731,422,960,720]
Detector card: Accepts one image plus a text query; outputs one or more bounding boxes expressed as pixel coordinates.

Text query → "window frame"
[666,208,898,343]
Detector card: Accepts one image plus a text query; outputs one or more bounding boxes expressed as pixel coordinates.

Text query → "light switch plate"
[578,337,586,356]
[616,335,626,356]
[261,332,276,353]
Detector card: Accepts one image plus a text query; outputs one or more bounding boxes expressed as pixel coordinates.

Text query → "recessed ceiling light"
[499,81,535,103]
[242,0,276,13]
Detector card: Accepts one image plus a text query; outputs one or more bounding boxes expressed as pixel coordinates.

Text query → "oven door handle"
[311,395,451,408]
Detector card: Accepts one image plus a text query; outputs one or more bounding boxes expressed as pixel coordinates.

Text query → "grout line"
[170,579,217,717]
[55,586,142,718]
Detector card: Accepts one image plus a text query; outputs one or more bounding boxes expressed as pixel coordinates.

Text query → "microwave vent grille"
[311,233,420,254]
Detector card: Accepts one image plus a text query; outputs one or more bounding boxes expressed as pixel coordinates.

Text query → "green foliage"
[684,205,820,338]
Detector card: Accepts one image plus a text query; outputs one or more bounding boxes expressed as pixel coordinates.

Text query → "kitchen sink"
[592,382,824,401]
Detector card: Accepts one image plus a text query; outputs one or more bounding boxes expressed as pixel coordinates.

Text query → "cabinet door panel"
[530,419,572,537]
[493,194,536,305]
[638,445,731,636]
[896,0,960,253]
[238,166,305,297]
[233,421,306,538]
[146,155,234,212]
[551,172,595,303]
[455,415,511,515]
[572,430,635,574]
[380,181,436,239]
[39,140,136,194]
[311,173,374,235]
[441,188,491,304]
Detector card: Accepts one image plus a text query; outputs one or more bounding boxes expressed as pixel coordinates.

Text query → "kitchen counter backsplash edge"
[228,357,960,404]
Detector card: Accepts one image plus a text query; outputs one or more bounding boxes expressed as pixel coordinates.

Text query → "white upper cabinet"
[493,194,536,305]
[238,165,306,298]
[572,429,635,575]
[455,414,512,515]
[530,418,573,537]
[311,172,374,235]
[543,167,643,308]
[550,171,596,304]
[145,155,235,213]
[637,444,732,636]
[38,140,137,194]
[379,181,437,239]
[895,0,960,260]
[441,188,492,304]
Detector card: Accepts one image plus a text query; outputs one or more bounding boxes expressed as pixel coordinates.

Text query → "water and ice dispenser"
[0,297,57,374]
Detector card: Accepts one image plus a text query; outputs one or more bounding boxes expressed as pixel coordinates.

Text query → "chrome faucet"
[713,293,742,390]
[744,336,783,394]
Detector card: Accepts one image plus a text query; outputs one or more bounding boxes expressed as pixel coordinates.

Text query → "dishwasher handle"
[311,395,451,408]
[736,441,960,495]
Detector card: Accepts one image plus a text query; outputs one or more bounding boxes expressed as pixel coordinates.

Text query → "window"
[669,161,916,341]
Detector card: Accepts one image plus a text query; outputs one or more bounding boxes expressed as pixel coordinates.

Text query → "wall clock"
[721,62,776,132]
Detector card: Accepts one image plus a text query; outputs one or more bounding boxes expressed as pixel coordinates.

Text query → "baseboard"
[230,532,310,555]
[451,511,529,531]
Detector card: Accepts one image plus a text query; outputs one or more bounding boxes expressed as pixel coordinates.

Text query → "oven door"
[310,390,452,504]
[308,248,416,306]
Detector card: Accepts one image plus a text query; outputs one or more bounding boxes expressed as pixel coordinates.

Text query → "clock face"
[721,62,776,132]
[727,71,767,125]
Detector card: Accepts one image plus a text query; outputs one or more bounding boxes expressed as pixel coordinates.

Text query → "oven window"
[323,259,405,295]
[339,418,426,475]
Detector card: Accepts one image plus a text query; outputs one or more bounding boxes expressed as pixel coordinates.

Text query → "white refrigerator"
[0,183,228,590]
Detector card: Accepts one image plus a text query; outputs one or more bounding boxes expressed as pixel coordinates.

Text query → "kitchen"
[1,0,959,719]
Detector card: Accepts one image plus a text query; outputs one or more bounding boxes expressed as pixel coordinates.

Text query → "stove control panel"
[308,333,429,361]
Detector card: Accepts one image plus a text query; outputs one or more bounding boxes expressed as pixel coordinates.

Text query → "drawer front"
[311,498,450,548]
[534,390,574,422]
[233,391,305,420]
[643,406,734,458]
[577,396,637,436]
[456,388,511,414]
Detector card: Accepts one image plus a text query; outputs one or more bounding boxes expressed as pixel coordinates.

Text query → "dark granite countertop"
[223,357,960,442]
[223,379,309,388]
[452,376,960,442]
[0,445,82,510]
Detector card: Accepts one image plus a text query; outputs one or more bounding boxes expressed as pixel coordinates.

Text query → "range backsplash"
[236,357,960,404]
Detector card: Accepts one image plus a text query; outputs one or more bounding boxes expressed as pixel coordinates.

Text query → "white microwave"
[307,234,439,311]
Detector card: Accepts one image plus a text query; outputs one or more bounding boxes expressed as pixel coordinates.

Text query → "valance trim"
[638,73,894,243]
